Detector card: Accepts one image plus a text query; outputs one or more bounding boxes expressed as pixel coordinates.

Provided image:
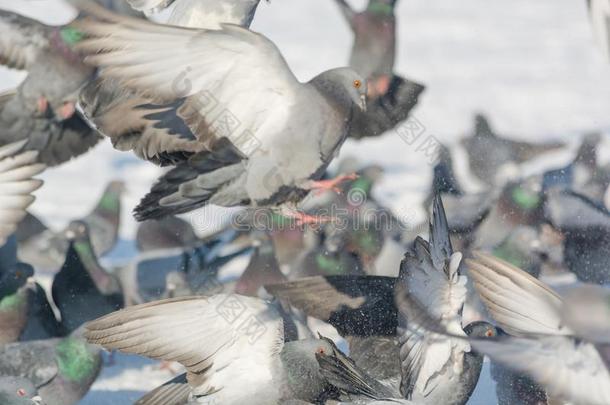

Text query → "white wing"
[588,0,610,61]
[0,141,45,246]
[466,252,570,336]
[73,14,300,155]
[85,295,284,395]
[472,336,610,405]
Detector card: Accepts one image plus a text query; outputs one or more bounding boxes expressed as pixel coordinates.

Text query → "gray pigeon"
[136,216,199,252]
[334,0,397,95]
[266,275,401,384]
[0,141,44,246]
[0,376,45,405]
[0,328,102,405]
[467,252,610,405]
[0,9,102,166]
[0,236,61,343]
[234,232,287,297]
[78,0,267,166]
[17,180,124,270]
[542,133,609,204]
[426,145,491,247]
[84,294,342,404]
[72,8,367,222]
[0,258,34,345]
[393,195,496,405]
[461,114,565,186]
[544,189,610,283]
[51,221,124,335]
[334,0,424,139]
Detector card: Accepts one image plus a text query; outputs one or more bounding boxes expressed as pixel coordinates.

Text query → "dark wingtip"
[430,194,453,267]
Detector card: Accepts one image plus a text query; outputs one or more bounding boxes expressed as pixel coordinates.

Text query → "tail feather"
[134,138,246,221]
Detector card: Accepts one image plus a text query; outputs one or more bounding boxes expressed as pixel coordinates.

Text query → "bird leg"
[306,173,359,195]
[278,205,334,227]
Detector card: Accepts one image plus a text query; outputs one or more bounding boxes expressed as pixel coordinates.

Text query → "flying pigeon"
[0,9,102,166]
[466,252,610,405]
[84,294,343,403]
[333,0,425,139]
[0,141,44,246]
[72,7,368,223]
[78,0,269,166]
[393,195,496,405]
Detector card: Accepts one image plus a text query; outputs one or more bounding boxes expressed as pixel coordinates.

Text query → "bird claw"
[308,173,359,195]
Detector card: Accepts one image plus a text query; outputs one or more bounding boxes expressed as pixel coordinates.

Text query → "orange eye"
[17,389,26,397]
[316,347,326,355]
[353,80,362,89]
[486,329,494,337]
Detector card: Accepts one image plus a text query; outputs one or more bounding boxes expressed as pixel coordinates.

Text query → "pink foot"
[58,101,76,120]
[308,173,359,195]
[279,207,335,227]
[158,360,179,374]
[36,96,48,115]
[367,75,392,99]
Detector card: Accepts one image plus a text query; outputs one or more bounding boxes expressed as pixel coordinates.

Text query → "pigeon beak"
[359,94,367,112]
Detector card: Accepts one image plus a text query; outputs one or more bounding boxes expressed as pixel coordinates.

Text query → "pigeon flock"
[0,0,609,404]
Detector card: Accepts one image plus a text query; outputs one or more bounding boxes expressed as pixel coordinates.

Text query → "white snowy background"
[0,0,609,403]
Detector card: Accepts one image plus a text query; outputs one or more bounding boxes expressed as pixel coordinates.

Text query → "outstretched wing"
[0,10,51,70]
[85,295,284,395]
[73,11,300,156]
[466,252,569,336]
[0,141,45,245]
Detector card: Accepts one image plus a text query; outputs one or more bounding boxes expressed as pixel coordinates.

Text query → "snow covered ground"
[0,0,609,403]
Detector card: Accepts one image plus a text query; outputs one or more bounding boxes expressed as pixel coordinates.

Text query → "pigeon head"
[464,321,498,340]
[280,338,336,400]
[312,68,368,113]
[65,220,90,242]
[0,263,34,297]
